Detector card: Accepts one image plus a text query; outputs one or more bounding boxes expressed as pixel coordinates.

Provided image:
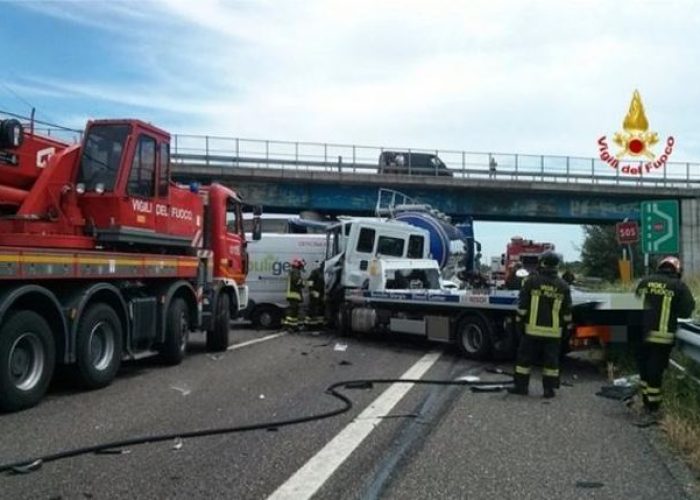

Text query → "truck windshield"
[77,124,130,191]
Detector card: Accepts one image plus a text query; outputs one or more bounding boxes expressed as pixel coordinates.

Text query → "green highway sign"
[641,200,679,254]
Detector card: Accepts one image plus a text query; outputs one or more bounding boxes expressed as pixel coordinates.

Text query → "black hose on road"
[0,376,513,475]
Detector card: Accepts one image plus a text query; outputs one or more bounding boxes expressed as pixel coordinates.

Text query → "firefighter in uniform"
[511,251,572,398]
[305,261,325,327]
[282,259,305,330]
[635,256,695,416]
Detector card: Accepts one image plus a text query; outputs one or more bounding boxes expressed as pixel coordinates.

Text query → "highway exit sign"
[641,200,679,254]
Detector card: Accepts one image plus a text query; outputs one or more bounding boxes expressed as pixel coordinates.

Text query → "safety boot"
[507,373,529,395]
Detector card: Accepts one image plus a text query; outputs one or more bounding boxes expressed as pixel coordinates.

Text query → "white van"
[244,233,327,328]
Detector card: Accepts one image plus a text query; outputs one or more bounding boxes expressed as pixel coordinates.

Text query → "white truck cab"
[324,218,431,293]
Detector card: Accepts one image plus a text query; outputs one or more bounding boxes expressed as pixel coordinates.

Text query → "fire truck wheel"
[161,297,190,365]
[251,305,281,329]
[207,293,230,352]
[0,310,56,412]
[75,303,123,389]
[456,315,493,360]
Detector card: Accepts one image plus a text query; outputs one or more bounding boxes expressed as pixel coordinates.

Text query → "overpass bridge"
[168,134,700,273]
[170,134,700,221]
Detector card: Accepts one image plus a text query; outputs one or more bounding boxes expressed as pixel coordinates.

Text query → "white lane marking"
[267,350,442,500]
[227,332,287,351]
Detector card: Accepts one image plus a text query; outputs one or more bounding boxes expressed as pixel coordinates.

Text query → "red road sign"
[616,221,639,244]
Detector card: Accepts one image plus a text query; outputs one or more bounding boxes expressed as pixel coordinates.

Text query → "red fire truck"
[504,236,555,272]
[0,113,260,412]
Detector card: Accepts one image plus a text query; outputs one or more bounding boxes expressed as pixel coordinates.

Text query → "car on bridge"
[378,151,453,177]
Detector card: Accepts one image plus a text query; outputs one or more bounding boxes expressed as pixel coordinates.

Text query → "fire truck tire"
[207,293,230,352]
[456,315,493,360]
[0,310,56,412]
[251,305,281,329]
[74,303,123,389]
[161,297,190,365]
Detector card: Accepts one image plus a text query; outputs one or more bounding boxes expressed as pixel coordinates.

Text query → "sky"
[2,0,700,261]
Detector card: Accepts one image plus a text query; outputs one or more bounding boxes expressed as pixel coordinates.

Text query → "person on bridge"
[282,259,305,331]
[634,256,695,418]
[510,251,572,398]
[305,261,326,328]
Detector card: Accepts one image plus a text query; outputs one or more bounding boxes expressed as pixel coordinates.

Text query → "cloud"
[6,0,700,260]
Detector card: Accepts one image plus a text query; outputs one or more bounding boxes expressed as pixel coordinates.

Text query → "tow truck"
[325,215,643,360]
[0,112,261,411]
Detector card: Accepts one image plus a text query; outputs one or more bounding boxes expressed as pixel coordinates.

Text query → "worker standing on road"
[305,261,326,327]
[634,256,695,418]
[510,251,572,398]
[282,259,305,331]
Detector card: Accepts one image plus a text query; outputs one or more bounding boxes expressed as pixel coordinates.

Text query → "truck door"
[125,133,157,232]
[220,197,246,283]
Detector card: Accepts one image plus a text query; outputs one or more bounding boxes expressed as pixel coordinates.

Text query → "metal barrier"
[677,321,700,366]
[169,134,700,188]
[18,123,700,188]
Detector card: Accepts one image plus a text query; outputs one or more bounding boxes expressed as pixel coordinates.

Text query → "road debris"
[334,343,348,352]
[170,386,191,397]
[456,375,481,382]
[207,354,224,361]
[172,438,183,451]
[339,360,353,366]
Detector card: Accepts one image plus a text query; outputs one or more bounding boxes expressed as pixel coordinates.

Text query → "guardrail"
[170,134,700,189]
[677,321,700,366]
[16,121,700,188]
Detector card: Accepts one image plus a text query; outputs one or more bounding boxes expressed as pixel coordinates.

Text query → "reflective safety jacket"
[635,272,695,344]
[307,268,325,299]
[286,268,304,301]
[517,268,572,338]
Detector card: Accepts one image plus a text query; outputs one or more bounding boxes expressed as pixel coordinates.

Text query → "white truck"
[324,219,645,360]
[244,233,327,328]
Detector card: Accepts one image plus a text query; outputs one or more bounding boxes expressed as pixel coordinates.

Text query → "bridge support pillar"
[681,199,700,276]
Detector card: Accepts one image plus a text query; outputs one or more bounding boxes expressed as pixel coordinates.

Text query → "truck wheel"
[160,297,190,365]
[0,310,56,412]
[74,303,123,389]
[456,315,493,360]
[251,305,281,329]
[207,293,230,351]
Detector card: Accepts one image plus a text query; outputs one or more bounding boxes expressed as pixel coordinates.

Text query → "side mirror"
[476,242,482,253]
[250,205,262,241]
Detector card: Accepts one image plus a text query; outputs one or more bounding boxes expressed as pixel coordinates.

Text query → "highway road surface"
[1,325,697,499]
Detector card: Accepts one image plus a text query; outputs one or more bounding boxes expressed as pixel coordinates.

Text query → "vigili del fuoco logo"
[597,90,675,176]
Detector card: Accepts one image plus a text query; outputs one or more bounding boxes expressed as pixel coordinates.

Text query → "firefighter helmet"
[657,256,681,274]
[291,258,305,270]
[539,251,560,268]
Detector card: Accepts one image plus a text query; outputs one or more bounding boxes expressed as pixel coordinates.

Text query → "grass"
[660,359,700,474]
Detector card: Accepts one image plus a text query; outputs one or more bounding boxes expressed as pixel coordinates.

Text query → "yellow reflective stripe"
[286,292,301,300]
[647,331,674,344]
[562,314,572,322]
[646,394,662,403]
[515,365,531,375]
[525,325,561,338]
[658,295,672,335]
[528,292,540,329]
[517,308,527,316]
[646,387,661,394]
[552,297,561,331]
[543,368,559,377]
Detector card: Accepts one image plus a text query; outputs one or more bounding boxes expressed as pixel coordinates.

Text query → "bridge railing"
[170,134,700,188]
